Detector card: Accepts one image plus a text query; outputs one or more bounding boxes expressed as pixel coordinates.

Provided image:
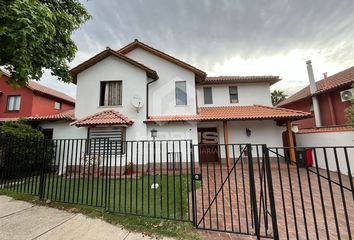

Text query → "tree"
[347,85,354,127]
[0,0,90,86]
[0,120,53,179]
[271,90,287,106]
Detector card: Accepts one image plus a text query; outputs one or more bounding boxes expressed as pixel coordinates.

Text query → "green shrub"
[0,120,53,179]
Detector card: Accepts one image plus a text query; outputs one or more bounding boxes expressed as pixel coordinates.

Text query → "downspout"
[306,60,322,127]
[146,79,158,119]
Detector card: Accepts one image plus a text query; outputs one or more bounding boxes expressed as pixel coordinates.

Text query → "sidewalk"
[0,195,173,240]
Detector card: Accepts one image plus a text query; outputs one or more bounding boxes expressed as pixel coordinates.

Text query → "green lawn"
[2,173,193,221]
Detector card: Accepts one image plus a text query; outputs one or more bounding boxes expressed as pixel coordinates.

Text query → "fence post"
[262,145,279,240]
[190,141,197,226]
[38,139,47,199]
[247,144,260,239]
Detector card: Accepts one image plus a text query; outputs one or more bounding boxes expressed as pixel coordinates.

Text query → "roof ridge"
[118,39,206,79]
[70,48,158,83]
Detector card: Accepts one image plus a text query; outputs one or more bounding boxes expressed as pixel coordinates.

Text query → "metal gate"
[191,144,278,239]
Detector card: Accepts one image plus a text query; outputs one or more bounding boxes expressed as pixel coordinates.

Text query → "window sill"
[6,110,20,112]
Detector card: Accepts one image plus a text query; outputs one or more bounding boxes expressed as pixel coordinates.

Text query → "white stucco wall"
[75,55,150,140]
[39,121,87,139]
[196,83,272,107]
[125,48,197,116]
[197,120,285,159]
[296,131,354,176]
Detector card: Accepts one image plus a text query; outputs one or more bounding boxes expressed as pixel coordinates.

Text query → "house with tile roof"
[277,66,354,131]
[0,70,75,138]
[31,39,311,162]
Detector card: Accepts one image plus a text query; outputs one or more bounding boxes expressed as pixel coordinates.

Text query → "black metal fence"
[191,144,277,238]
[0,137,353,240]
[267,146,354,240]
[0,138,194,222]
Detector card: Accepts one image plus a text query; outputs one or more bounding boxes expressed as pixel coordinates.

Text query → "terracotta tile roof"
[118,39,207,82]
[201,76,280,85]
[70,48,159,83]
[145,105,311,123]
[27,81,75,104]
[27,109,75,121]
[72,110,134,127]
[277,66,354,107]
[297,126,353,134]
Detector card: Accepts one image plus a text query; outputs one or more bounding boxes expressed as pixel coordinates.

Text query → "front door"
[197,128,219,162]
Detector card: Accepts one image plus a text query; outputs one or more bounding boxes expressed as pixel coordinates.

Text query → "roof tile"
[27,109,75,121]
[201,76,280,85]
[277,66,354,107]
[72,110,134,127]
[145,105,311,123]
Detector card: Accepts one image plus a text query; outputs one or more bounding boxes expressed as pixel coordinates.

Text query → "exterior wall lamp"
[150,129,158,140]
[246,128,252,137]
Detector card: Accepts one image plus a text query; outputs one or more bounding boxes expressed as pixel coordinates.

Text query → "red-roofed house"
[0,70,75,124]
[277,66,354,129]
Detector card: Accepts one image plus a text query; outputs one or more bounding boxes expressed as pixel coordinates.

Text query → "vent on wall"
[340,89,353,102]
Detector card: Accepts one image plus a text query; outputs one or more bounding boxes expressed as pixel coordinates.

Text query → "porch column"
[286,120,296,163]
[223,121,230,167]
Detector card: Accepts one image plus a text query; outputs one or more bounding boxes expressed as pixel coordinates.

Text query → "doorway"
[197,127,219,162]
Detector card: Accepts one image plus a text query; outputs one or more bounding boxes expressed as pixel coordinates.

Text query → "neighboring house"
[0,70,75,137]
[277,66,354,129]
[30,39,311,162]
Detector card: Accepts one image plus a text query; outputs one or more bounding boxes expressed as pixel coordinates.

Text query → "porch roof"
[27,109,76,121]
[145,105,312,123]
[71,110,134,127]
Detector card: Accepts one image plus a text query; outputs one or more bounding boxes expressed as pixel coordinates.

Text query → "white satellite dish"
[131,95,144,113]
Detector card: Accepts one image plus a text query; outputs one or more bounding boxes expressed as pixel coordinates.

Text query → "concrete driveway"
[0,195,172,240]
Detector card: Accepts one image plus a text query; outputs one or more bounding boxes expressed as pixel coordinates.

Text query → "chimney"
[306,60,322,127]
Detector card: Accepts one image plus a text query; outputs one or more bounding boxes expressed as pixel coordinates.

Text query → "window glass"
[229,86,239,103]
[54,102,61,110]
[203,87,213,104]
[100,81,122,106]
[7,96,21,111]
[176,81,187,105]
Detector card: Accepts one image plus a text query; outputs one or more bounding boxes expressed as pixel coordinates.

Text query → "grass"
[5,174,192,220]
[0,173,201,239]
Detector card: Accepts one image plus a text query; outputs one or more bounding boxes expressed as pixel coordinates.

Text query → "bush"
[0,120,53,179]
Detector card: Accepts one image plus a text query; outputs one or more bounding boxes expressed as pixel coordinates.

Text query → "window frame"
[87,126,126,155]
[6,95,21,112]
[229,86,239,104]
[99,80,123,107]
[175,81,187,105]
[54,101,62,110]
[203,87,213,104]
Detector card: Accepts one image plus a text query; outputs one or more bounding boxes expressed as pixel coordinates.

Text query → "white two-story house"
[32,39,310,163]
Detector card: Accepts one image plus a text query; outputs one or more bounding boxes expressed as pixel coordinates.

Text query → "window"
[175,81,187,105]
[229,86,239,103]
[88,126,125,154]
[203,87,213,104]
[54,102,61,110]
[100,81,122,106]
[7,95,21,111]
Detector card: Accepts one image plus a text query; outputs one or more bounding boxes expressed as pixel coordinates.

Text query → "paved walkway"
[0,195,173,240]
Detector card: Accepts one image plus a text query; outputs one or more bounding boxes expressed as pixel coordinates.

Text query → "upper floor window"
[7,95,21,111]
[175,81,187,105]
[100,81,122,106]
[229,86,239,103]
[54,101,61,110]
[203,87,213,104]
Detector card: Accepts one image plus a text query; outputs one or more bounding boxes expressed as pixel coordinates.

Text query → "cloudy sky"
[40,0,354,98]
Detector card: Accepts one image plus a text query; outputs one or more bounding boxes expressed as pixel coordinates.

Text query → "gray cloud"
[40,0,354,97]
